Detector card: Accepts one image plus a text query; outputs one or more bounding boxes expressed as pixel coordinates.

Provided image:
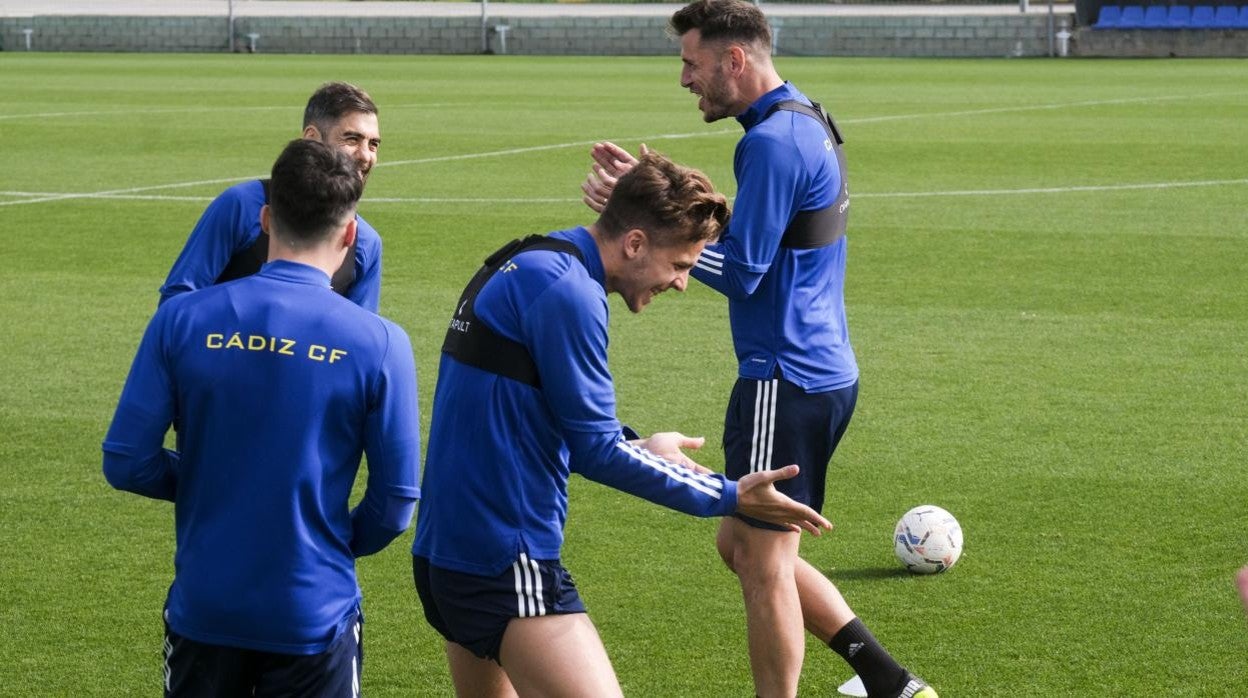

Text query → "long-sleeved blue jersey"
[104,260,420,654]
[412,227,738,577]
[159,180,383,311]
[691,82,858,393]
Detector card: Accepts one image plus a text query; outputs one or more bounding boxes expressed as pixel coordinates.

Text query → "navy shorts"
[724,377,858,531]
[413,554,587,663]
[163,609,362,698]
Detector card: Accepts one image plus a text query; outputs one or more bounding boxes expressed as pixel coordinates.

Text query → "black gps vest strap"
[215,179,358,295]
[764,100,850,250]
[441,235,585,389]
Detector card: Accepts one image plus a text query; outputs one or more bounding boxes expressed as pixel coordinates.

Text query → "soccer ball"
[894,505,963,574]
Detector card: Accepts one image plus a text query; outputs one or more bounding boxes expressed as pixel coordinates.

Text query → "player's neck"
[742,67,785,108]
[268,242,348,280]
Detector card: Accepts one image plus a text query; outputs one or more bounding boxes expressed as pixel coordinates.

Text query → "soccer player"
[103,139,420,697]
[412,150,833,697]
[159,81,384,311]
[579,1,936,696]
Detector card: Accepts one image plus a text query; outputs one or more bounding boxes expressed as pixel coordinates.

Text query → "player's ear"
[341,218,358,249]
[260,205,272,234]
[727,44,747,74]
[302,124,321,141]
[623,228,647,259]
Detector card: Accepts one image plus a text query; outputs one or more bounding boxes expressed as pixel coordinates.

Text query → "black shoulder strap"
[215,179,358,295]
[765,99,844,145]
[763,100,850,250]
[213,179,272,285]
[442,235,585,389]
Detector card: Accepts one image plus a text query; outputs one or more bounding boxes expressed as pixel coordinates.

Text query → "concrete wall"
[4,11,1243,57]
[1072,27,1248,57]
[0,13,1074,57]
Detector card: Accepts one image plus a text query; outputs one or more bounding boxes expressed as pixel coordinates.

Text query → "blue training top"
[159,179,384,312]
[103,260,420,654]
[412,227,739,577]
[691,82,858,393]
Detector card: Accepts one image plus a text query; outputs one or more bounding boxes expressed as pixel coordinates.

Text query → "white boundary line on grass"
[5,178,1246,205]
[2,91,1244,208]
[0,102,462,122]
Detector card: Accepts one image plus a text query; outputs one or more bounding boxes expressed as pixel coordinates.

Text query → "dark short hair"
[669,0,772,48]
[302,82,378,132]
[598,150,729,248]
[268,139,363,247]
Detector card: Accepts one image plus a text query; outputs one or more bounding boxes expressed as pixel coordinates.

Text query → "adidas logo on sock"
[899,679,926,698]
[847,642,864,657]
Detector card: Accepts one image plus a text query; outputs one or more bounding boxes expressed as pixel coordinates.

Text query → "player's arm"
[525,275,829,532]
[158,184,258,305]
[350,321,421,557]
[569,432,828,534]
[690,135,803,300]
[344,219,382,312]
[102,309,178,501]
[518,274,736,514]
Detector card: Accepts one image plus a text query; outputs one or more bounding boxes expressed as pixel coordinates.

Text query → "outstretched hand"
[735,465,833,536]
[581,141,645,213]
[631,431,713,475]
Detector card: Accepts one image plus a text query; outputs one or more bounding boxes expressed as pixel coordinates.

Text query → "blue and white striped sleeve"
[566,431,738,518]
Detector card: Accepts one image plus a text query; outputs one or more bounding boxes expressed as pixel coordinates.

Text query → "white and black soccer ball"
[894,505,963,574]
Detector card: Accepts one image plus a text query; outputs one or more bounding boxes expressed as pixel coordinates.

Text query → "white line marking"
[0,177,265,207]
[851,178,1248,199]
[3,92,1244,208]
[5,178,1245,206]
[0,102,462,122]
[843,91,1247,125]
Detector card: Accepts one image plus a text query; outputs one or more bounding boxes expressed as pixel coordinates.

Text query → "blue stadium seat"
[1166,4,1191,26]
[1095,4,1123,27]
[1237,5,1248,28]
[1191,5,1220,27]
[1118,4,1147,27]
[1142,4,1170,27]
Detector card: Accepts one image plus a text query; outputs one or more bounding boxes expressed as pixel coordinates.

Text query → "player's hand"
[631,431,714,475]
[735,465,833,536]
[581,141,643,213]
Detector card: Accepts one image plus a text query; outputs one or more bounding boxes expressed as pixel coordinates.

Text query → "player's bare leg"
[497,613,624,698]
[1238,566,1248,617]
[445,641,519,698]
[718,516,805,698]
[794,556,856,642]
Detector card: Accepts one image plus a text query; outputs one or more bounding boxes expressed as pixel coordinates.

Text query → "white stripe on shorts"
[513,553,546,618]
[750,379,779,473]
[163,632,173,691]
[351,619,361,698]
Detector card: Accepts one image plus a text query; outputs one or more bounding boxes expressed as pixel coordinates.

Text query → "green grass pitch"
[0,52,1245,695]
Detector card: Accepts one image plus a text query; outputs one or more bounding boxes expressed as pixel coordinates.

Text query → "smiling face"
[679,29,741,123]
[304,111,380,185]
[615,231,707,314]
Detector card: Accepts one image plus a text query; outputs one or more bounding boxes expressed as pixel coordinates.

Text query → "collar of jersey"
[737,81,801,132]
[551,226,606,289]
[257,259,333,288]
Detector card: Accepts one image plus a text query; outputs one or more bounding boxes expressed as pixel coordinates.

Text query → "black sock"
[828,618,909,698]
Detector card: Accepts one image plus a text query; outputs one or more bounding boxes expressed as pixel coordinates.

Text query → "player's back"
[161,259,403,653]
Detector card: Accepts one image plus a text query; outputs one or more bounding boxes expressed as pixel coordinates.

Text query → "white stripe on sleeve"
[614,441,725,499]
